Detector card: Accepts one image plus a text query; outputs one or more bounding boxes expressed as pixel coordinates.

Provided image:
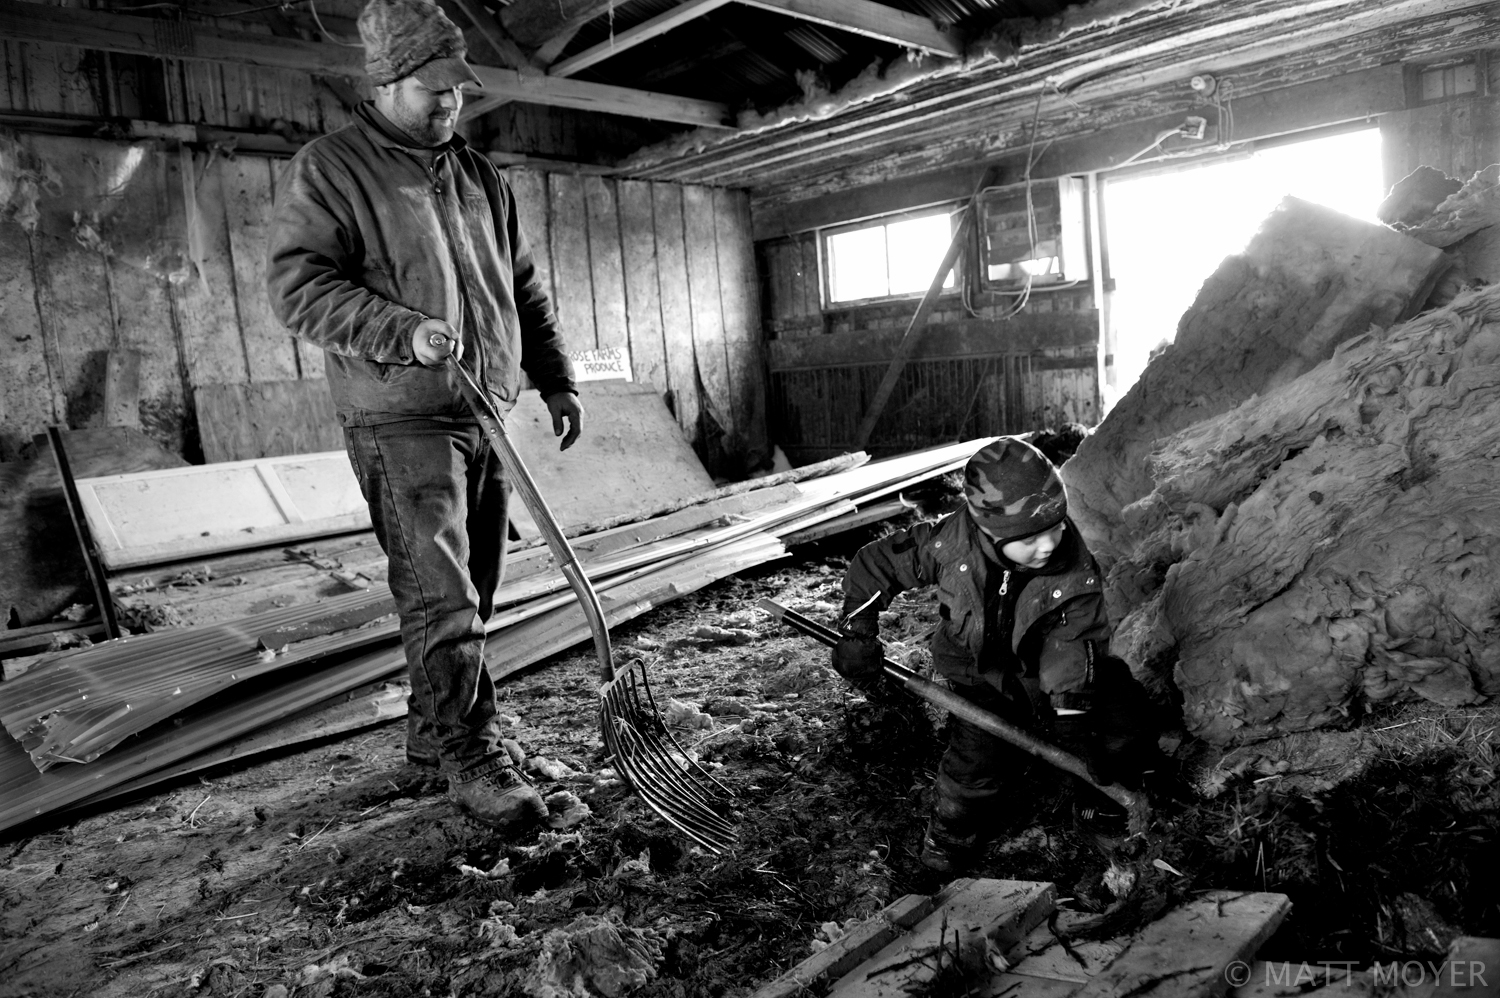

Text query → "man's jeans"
[345,419,511,782]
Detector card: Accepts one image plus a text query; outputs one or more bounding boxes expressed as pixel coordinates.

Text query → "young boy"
[832,436,1153,873]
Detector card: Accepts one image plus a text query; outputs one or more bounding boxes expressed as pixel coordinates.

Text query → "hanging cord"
[308,0,362,46]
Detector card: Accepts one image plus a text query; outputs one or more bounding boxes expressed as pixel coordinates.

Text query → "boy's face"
[981,521,1066,570]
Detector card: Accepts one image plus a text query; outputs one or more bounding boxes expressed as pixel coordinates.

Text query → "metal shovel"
[758,598,1150,830]
[447,355,737,852]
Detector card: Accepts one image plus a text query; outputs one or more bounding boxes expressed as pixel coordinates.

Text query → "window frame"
[817,203,965,309]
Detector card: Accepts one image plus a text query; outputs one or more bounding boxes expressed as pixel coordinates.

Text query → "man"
[266,0,583,832]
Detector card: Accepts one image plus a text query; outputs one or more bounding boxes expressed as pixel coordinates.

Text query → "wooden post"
[851,204,975,450]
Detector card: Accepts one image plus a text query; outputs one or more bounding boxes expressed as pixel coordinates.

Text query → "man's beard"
[390,96,456,147]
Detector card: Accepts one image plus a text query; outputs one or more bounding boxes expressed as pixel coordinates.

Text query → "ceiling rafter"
[548,0,960,78]
[0,0,733,130]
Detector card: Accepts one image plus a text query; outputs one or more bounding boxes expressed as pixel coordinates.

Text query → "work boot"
[919,817,981,875]
[448,766,548,831]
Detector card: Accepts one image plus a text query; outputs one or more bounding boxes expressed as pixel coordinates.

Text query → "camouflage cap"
[963,436,1067,541]
[358,0,482,89]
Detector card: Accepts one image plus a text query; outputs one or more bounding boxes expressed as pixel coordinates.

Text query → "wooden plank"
[740,0,959,57]
[1004,917,1126,983]
[469,63,731,129]
[751,892,945,998]
[507,167,556,307]
[767,313,1098,370]
[714,186,769,466]
[222,155,299,382]
[584,176,629,354]
[617,179,669,391]
[1072,892,1291,998]
[548,172,597,351]
[193,379,341,463]
[682,185,733,452]
[548,0,733,77]
[827,879,1056,998]
[167,147,250,388]
[101,349,142,427]
[652,182,701,438]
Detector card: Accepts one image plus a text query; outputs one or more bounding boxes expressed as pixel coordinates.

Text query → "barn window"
[821,207,960,305]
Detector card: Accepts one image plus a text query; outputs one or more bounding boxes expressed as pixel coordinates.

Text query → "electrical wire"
[308,0,363,46]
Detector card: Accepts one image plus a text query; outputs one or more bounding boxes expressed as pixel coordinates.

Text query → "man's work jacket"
[842,510,1109,703]
[265,104,574,423]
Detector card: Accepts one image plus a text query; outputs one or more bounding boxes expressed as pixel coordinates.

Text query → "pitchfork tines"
[600,661,738,853]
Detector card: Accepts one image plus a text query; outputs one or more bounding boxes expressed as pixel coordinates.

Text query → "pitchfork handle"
[758,598,1145,815]
[446,355,615,684]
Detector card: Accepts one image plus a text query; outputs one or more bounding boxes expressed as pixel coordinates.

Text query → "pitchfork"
[446,352,737,853]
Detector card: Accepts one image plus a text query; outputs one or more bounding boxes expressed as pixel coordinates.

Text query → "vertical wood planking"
[26,135,117,429]
[222,155,300,382]
[652,182,701,439]
[167,148,251,388]
[102,146,190,454]
[617,180,668,392]
[507,167,555,308]
[714,187,768,467]
[681,185,733,450]
[583,176,628,354]
[547,173,596,351]
[0,213,53,458]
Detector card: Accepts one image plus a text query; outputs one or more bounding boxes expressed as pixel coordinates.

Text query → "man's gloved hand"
[831,635,885,690]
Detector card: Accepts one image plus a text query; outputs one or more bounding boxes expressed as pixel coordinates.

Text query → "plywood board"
[652,182,701,439]
[194,379,342,463]
[503,379,714,539]
[75,450,369,569]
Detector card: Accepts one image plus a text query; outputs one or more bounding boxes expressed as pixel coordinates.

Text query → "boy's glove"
[831,635,885,690]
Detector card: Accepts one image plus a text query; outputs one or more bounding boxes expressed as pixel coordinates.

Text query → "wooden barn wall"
[507,168,769,478]
[757,230,1097,464]
[0,40,768,476]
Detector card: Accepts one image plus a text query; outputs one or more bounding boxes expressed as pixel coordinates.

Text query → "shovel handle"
[446,356,615,684]
[758,597,1144,814]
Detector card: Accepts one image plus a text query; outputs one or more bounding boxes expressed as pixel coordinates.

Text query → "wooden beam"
[0,0,364,76]
[739,0,960,58]
[471,64,732,127]
[851,201,976,449]
[502,0,617,48]
[549,0,735,78]
[750,62,1408,239]
[445,0,539,69]
[0,0,732,129]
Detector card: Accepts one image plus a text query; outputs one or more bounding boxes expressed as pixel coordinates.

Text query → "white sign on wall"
[568,346,632,382]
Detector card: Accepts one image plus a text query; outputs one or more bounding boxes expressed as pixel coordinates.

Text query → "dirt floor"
[2,526,1498,998]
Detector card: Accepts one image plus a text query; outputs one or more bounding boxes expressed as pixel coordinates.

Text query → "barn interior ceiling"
[4,0,1500,210]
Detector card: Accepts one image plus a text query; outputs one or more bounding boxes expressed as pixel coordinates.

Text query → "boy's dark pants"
[929,680,1040,853]
[345,419,512,782]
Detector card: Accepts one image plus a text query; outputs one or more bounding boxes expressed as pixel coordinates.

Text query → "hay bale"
[1063,197,1448,575]
[1114,283,1500,743]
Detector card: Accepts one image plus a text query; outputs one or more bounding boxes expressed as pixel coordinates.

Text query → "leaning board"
[78,380,714,569]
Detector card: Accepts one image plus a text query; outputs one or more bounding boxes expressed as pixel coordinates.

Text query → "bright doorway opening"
[1100,128,1387,410]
